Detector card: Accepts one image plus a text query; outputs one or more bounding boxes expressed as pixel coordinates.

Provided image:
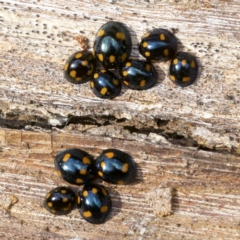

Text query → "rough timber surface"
[0,0,240,239]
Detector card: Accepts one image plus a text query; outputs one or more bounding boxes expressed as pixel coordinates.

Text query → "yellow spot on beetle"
[146,64,151,71]
[83,157,91,165]
[170,75,176,81]
[100,87,108,95]
[122,70,128,77]
[105,152,114,158]
[101,69,106,73]
[101,188,107,196]
[191,60,196,68]
[80,169,87,175]
[70,70,77,78]
[62,198,68,203]
[160,33,165,41]
[109,55,115,63]
[173,58,178,65]
[145,52,150,57]
[94,73,99,79]
[113,79,119,86]
[46,193,51,199]
[100,206,108,213]
[77,196,81,204]
[181,59,187,66]
[61,189,67,194]
[98,171,103,177]
[64,63,69,71]
[144,32,150,38]
[47,202,53,207]
[81,60,88,66]
[164,49,169,56]
[62,153,71,162]
[75,53,82,59]
[123,80,129,86]
[51,210,56,213]
[122,163,129,173]
[121,53,127,62]
[142,41,148,48]
[87,64,94,75]
[116,32,125,40]
[57,170,62,177]
[76,77,82,81]
[100,161,106,169]
[126,62,131,67]
[84,211,92,218]
[92,188,98,194]
[63,207,69,211]
[76,178,83,184]
[98,53,104,62]
[97,29,105,37]
[117,180,124,185]
[140,80,146,87]
[183,77,190,82]
[83,191,88,197]
[90,81,94,88]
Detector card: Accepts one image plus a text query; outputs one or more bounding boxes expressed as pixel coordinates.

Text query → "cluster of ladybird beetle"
[44,21,199,223]
[44,148,136,224]
[63,21,198,99]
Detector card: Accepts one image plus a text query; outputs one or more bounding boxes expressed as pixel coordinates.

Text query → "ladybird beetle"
[44,187,76,215]
[169,52,198,87]
[64,50,96,84]
[139,29,177,62]
[120,59,157,90]
[54,148,94,185]
[95,149,136,185]
[90,70,122,99]
[77,183,112,224]
[94,21,132,69]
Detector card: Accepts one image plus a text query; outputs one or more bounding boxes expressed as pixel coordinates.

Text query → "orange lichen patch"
[75,36,88,50]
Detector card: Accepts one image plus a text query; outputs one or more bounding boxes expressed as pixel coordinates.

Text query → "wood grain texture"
[0,0,240,239]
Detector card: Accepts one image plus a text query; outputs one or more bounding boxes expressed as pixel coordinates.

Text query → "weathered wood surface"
[0,0,240,239]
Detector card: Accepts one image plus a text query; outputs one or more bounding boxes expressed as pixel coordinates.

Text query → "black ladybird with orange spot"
[95,149,136,184]
[44,187,76,215]
[78,183,112,224]
[120,59,157,90]
[169,52,198,87]
[94,21,132,69]
[139,29,177,62]
[54,148,94,185]
[64,50,96,84]
[90,70,122,99]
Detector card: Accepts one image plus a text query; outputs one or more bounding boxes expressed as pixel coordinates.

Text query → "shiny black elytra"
[64,50,96,84]
[78,183,112,224]
[90,70,122,99]
[54,148,94,185]
[139,28,177,62]
[169,52,198,87]
[120,59,157,90]
[95,149,136,185]
[94,21,132,69]
[44,187,76,215]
